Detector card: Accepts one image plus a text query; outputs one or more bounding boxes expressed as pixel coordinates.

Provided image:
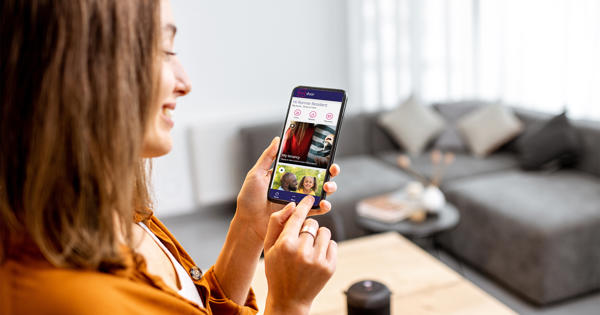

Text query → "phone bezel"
[267,85,347,209]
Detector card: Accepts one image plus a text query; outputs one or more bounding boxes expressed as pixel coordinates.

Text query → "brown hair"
[290,121,312,145]
[0,0,160,269]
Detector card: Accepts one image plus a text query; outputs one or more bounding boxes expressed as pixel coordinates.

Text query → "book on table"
[357,192,418,223]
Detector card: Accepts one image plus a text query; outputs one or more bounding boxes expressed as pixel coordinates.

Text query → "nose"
[173,57,192,97]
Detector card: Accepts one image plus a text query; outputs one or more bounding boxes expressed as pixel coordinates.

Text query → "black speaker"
[346,280,391,315]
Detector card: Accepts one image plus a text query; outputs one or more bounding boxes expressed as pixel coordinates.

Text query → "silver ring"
[299,224,317,239]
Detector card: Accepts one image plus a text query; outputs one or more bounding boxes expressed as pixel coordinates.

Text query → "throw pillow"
[517,112,581,170]
[457,104,523,157]
[378,96,445,155]
[432,101,486,152]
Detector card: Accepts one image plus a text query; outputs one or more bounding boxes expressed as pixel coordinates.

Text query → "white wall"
[152,1,350,216]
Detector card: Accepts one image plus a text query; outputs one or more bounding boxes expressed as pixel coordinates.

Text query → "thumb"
[253,137,280,171]
[264,202,295,251]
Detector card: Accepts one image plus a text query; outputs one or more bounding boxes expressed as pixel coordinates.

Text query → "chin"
[141,138,173,158]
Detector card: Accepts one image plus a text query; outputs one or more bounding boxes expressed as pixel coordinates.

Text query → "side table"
[356,202,460,238]
[356,198,461,252]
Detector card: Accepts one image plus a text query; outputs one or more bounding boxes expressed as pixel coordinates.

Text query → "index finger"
[280,195,315,238]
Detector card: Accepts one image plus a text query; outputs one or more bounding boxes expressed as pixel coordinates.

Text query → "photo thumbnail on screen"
[271,164,326,197]
[280,122,337,168]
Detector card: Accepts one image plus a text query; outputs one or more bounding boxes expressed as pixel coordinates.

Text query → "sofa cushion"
[457,104,524,157]
[333,114,373,158]
[327,155,412,240]
[378,96,445,155]
[360,113,401,155]
[517,112,582,170]
[376,151,520,185]
[513,107,600,177]
[432,101,486,152]
[572,119,600,178]
[439,170,600,304]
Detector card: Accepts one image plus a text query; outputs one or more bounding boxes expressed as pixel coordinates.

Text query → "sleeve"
[197,266,259,315]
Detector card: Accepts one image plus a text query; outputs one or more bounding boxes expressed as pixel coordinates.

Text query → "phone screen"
[268,86,346,208]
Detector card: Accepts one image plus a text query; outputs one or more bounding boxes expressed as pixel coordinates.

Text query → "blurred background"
[155,1,600,313]
[153,0,349,215]
[153,0,600,217]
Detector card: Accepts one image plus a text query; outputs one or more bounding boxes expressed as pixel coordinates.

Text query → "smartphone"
[267,86,347,209]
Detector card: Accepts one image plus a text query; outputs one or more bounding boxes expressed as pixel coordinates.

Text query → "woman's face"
[303,177,315,190]
[141,0,191,158]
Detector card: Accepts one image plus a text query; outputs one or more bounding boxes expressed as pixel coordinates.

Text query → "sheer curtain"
[349,0,600,120]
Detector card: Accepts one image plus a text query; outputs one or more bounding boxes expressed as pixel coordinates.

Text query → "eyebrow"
[164,23,177,38]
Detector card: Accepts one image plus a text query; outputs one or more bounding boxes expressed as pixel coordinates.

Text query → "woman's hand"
[263,196,337,315]
[235,137,340,243]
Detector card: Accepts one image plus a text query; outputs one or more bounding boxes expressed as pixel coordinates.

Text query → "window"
[352,0,600,120]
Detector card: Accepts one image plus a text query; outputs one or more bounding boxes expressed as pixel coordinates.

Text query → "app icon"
[278,167,285,173]
[294,109,302,116]
[326,112,334,120]
[309,111,317,119]
[274,191,280,198]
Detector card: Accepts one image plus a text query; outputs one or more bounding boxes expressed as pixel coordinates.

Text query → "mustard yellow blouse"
[0,215,258,314]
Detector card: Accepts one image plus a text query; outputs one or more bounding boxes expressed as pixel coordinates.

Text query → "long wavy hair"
[290,121,312,144]
[0,0,160,270]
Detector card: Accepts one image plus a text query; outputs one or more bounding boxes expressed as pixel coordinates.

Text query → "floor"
[161,207,600,315]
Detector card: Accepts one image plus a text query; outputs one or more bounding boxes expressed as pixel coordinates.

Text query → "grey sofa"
[239,102,600,305]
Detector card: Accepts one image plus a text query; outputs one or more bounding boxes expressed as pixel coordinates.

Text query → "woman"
[281,121,316,162]
[0,1,340,314]
[298,176,318,195]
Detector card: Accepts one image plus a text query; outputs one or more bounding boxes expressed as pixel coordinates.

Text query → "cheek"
[159,62,176,99]
[151,63,175,124]
[140,63,176,158]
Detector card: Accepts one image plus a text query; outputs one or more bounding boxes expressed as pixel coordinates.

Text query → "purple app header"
[294,87,344,102]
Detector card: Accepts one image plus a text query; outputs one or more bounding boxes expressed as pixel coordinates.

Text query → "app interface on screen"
[269,88,344,205]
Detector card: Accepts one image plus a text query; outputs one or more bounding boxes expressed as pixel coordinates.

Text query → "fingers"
[311,200,331,214]
[314,227,332,261]
[264,202,296,250]
[298,218,319,249]
[329,164,340,178]
[319,200,331,212]
[253,137,280,171]
[323,182,337,195]
[326,240,338,266]
[281,195,314,238]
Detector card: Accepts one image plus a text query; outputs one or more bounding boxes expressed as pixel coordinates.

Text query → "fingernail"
[288,202,296,208]
[272,136,279,144]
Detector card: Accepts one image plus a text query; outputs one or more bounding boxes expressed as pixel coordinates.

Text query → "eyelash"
[164,50,177,57]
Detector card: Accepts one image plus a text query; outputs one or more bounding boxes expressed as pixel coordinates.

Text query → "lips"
[161,103,176,127]
[162,103,176,118]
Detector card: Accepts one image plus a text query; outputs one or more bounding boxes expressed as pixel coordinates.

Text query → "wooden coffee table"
[251,232,516,315]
